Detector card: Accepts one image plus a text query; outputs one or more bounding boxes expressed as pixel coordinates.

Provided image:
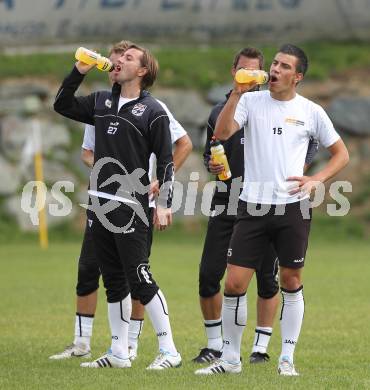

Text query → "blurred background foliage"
[1,41,370,90]
[0,40,369,243]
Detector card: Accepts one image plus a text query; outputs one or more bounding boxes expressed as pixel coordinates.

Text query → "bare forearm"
[214,91,241,140]
[81,149,94,168]
[313,144,349,183]
[313,155,348,183]
[288,140,349,196]
[173,135,192,172]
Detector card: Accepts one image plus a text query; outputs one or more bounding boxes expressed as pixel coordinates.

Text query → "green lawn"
[2,41,370,91]
[1,234,369,389]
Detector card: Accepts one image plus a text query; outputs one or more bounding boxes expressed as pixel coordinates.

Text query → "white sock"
[204,318,222,351]
[128,319,144,350]
[74,313,94,348]
[221,294,247,363]
[279,287,304,363]
[145,290,177,356]
[251,326,272,354]
[108,294,131,360]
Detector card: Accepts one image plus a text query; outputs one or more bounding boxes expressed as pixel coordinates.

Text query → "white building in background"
[0,0,370,46]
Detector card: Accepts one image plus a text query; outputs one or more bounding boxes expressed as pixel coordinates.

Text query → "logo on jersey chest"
[132,103,147,116]
[105,99,112,108]
[285,117,305,126]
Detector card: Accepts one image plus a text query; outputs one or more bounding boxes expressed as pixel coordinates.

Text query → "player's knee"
[280,268,302,290]
[106,288,131,303]
[280,279,301,291]
[76,282,99,296]
[199,271,221,298]
[199,282,220,298]
[257,285,279,299]
[99,271,129,303]
[256,275,279,299]
[129,263,159,305]
[130,283,159,305]
[76,263,100,296]
[224,278,246,295]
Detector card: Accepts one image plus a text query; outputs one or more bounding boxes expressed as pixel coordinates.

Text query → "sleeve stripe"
[207,121,215,132]
[94,114,144,137]
[149,114,169,130]
[54,88,64,103]
[119,117,143,137]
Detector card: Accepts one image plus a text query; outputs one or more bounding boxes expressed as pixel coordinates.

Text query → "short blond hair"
[108,40,133,56]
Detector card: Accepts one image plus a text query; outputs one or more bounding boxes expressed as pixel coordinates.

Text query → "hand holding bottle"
[233,68,269,94]
[210,137,232,180]
[208,159,225,175]
[235,69,269,84]
[232,79,258,96]
[75,61,96,75]
[74,47,114,74]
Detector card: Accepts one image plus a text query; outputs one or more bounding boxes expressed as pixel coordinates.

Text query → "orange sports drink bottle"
[75,47,114,72]
[210,137,232,181]
[234,68,269,84]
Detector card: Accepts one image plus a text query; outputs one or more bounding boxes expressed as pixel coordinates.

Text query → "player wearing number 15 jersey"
[196,44,349,377]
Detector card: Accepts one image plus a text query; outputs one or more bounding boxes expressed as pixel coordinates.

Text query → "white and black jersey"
[203,92,320,201]
[234,90,340,204]
[82,99,186,209]
[54,66,174,209]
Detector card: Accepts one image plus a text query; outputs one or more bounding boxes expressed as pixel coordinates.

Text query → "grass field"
[1,233,370,389]
[2,41,370,90]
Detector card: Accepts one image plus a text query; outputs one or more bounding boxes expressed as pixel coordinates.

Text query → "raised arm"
[214,82,256,140]
[54,64,96,125]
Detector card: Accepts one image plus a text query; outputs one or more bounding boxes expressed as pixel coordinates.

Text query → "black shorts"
[76,207,155,299]
[228,200,312,270]
[76,210,101,296]
[199,197,279,299]
[90,203,158,304]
